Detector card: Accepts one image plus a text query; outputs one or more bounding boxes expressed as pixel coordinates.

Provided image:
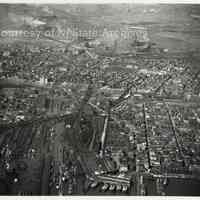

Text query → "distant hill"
[0,4,200,53]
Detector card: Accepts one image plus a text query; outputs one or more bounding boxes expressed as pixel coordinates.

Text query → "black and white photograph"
[0,2,200,196]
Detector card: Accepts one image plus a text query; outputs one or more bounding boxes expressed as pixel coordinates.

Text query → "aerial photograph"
[0,3,200,196]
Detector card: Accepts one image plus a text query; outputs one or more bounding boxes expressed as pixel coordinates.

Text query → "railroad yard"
[0,4,200,196]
